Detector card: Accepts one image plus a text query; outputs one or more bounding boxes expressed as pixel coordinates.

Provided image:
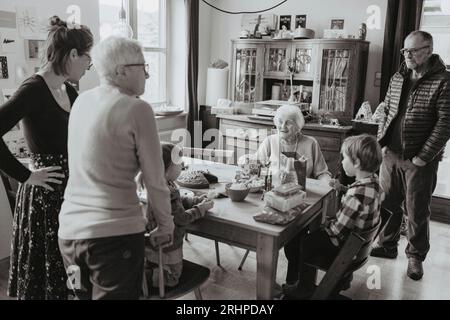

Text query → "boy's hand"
[329,178,342,190]
[197,199,214,215]
[197,194,208,202]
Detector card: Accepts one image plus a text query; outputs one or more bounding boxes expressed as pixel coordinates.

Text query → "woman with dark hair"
[0,16,93,300]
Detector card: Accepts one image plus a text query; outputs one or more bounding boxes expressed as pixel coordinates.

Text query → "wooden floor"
[1,220,449,300]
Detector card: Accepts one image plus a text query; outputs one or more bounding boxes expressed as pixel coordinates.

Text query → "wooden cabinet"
[230,39,369,124]
[217,114,351,176]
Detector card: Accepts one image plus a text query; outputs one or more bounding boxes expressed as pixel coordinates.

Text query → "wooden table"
[182,158,334,300]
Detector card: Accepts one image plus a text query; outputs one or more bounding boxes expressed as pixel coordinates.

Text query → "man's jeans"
[58,232,145,300]
[377,148,439,261]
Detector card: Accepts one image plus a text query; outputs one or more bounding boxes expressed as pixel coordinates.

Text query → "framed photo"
[25,39,45,60]
[279,15,292,30]
[295,15,307,29]
[0,56,8,79]
[331,19,345,30]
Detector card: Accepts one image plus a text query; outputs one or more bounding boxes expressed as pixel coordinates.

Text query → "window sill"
[155,111,188,120]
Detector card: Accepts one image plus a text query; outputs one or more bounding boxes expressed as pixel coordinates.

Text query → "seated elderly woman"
[58,36,174,300]
[239,104,331,182]
[239,104,332,292]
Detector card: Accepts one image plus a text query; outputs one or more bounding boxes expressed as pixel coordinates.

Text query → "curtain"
[186,0,200,147]
[380,0,424,101]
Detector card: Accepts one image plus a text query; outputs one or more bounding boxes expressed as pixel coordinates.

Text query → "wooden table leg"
[256,234,278,300]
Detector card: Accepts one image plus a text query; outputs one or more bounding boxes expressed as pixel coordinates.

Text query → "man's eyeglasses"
[124,63,149,74]
[400,45,430,56]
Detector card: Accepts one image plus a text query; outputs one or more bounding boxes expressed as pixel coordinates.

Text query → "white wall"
[199,0,388,108]
[0,0,100,95]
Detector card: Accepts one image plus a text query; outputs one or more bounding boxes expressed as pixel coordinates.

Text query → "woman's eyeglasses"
[124,63,149,75]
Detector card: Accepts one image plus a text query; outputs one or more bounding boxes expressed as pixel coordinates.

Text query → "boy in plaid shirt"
[288,134,384,299]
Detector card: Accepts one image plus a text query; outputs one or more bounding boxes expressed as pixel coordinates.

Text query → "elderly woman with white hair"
[58,37,174,300]
[240,104,331,293]
[240,104,331,181]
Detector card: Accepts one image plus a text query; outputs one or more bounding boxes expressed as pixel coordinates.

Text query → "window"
[421,1,450,199]
[421,0,450,67]
[98,0,167,106]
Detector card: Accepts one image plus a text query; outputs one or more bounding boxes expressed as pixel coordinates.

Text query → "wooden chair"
[141,234,210,300]
[306,209,392,300]
[181,147,234,267]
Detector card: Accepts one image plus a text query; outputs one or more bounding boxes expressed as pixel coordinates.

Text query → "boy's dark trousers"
[376,148,439,261]
[58,232,145,300]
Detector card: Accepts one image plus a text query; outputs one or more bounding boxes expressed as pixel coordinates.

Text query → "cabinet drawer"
[221,126,271,142]
[322,151,340,176]
[225,137,260,152]
[303,131,341,151]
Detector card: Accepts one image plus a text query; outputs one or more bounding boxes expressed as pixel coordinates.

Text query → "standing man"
[371,31,450,280]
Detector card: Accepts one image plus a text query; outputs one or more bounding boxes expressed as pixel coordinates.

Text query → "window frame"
[420,0,450,68]
[128,0,169,107]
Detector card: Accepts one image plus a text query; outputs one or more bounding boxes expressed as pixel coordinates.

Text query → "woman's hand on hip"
[25,166,65,191]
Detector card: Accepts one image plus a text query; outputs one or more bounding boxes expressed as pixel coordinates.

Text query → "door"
[231,43,265,103]
[291,43,316,81]
[264,42,291,78]
[313,43,356,120]
[432,141,450,222]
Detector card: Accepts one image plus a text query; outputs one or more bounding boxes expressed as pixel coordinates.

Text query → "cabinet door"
[291,43,316,80]
[313,43,356,121]
[231,44,265,103]
[264,42,291,78]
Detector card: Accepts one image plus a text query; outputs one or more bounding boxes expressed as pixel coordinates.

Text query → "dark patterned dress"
[8,154,69,300]
[0,75,78,299]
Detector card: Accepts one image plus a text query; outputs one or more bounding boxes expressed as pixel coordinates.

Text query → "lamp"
[112,0,133,38]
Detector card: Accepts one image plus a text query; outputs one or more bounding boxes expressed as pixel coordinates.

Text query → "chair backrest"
[350,222,382,270]
[142,234,210,300]
[182,147,234,165]
[311,210,391,300]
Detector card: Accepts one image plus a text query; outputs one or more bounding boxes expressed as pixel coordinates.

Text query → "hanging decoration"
[112,0,133,38]
[201,0,288,15]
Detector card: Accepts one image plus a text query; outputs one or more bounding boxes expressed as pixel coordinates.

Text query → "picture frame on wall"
[25,39,45,60]
[0,56,8,79]
[330,19,345,30]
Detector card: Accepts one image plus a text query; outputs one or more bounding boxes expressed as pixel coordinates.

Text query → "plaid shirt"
[324,174,384,246]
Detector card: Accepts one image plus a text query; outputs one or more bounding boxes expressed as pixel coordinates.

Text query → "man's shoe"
[370,245,398,259]
[407,258,423,281]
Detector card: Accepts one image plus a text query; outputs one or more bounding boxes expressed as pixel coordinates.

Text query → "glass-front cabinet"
[230,43,265,103]
[229,39,369,124]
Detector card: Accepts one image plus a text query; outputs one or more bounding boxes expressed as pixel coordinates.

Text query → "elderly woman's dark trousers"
[377,148,439,261]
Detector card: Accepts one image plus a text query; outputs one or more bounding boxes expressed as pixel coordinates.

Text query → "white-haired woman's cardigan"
[239,134,331,180]
[59,85,173,240]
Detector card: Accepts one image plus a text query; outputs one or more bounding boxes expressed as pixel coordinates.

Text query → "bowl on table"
[225,183,250,202]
